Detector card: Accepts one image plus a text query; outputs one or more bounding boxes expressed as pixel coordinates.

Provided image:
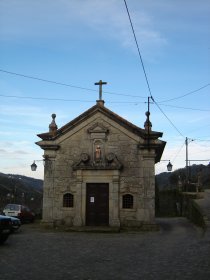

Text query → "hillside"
[1,164,209,215]
[0,172,43,214]
[156,164,210,191]
[155,164,210,217]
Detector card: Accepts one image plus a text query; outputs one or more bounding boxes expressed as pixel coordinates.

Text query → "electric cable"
[0,69,147,99]
[0,93,146,104]
[159,83,210,103]
[153,100,185,137]
[123,1,188,139]
[193,138,210,142]
[123,0,153,99]
[0,68,209,102]
[171,142,185,163]
[2,92,209,111]
[157,103,210,112]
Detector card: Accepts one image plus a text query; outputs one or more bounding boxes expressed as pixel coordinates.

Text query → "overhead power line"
[0,68,147,99]
[1,92,209,111]
[193,138,210,142]
[153,100,185,137]
[123,1,187,139]
[171,142,185,163]
[0,93,146,104]
[122,1,210,140]
[0,91,210,112]
[123,0,153,99]
[160,83,210,103]
[0,69,96,91]
[0,94,92,102]
[158,103,210,112]
[0,68,209,103]
[0,68,208,137]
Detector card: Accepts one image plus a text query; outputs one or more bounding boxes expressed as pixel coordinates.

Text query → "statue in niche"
[95,145,101,161]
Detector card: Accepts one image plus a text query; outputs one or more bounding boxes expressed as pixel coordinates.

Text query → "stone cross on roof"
[94,80,107,100]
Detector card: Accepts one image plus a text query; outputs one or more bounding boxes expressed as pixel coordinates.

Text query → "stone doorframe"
[73,169,120,227]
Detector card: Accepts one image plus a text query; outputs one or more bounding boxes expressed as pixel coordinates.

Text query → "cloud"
[0,139,44,179]
[0,0,167,52]
[0,148,29,156]
[156,140,210,174]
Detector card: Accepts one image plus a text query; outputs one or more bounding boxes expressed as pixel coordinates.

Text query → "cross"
[94,80,107,100]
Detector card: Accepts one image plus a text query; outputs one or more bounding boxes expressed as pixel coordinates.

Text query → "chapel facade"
[36,98,166,230]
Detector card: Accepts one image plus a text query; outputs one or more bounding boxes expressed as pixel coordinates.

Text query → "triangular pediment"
[36,102,166,163]
[37,103,149,140]
[87,122,109,134]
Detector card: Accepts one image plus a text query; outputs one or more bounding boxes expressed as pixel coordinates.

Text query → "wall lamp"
[31,160,44,171]
[160,160,173,172]
[31,156,52,171]
[167,161,173,172]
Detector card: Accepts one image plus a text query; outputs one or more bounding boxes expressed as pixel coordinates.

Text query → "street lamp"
[159,160,173,172]
[30,159,46,171]
[167,161,173,172]
[31,161,37,171]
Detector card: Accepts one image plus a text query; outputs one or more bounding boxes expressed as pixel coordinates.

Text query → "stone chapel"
[36,88,166,230]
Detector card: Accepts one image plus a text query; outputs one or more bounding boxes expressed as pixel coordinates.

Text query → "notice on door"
[90,197,95,203]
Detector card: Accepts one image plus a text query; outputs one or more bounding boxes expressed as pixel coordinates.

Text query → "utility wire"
[0,69,147,99]
[123,0,153,98]
[159,83,210,103]
[157,103,210,112]
[153,100,185,137]
[0,69,95,91]
[0,94,93,102]
[123,1,188,139]
[0,68,209,103]
[171,142,185,163]
[122,1,210,140]
[1,92,209,111]
[0,70,208,138]
[0,93,146,104]
[193,138,210,142]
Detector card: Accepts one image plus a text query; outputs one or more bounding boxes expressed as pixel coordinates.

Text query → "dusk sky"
[0,0,209,179]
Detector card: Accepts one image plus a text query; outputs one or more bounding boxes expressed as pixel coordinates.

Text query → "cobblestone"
[0,218,210,280]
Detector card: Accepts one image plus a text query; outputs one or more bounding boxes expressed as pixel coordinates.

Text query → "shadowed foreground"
[0,218,210,280]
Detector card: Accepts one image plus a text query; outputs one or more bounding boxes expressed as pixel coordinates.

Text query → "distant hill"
[0,172,43,214]
[156,164,210,191]
[155,164,210,217]
[1,164,209,215]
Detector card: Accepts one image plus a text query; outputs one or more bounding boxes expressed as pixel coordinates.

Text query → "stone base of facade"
[120,218,160,231]
[40,219,159,232]
[64,226,120,233]
[120,223,160,231]
[40,220,55,229]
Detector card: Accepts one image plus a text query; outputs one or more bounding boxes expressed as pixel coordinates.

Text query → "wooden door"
[86,183,109,226]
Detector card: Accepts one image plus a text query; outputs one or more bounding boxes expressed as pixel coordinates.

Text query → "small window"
[63,193,74,208]
[122,194,133,209]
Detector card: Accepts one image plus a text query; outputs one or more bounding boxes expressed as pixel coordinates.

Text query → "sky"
[0,0,209,179]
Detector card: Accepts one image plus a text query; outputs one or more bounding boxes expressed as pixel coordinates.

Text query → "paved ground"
[0,218,210,280]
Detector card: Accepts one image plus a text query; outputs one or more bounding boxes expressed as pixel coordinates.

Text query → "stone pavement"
[0,218,210,280]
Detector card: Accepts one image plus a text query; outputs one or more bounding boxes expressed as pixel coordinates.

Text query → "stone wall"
[41,112,156,228]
